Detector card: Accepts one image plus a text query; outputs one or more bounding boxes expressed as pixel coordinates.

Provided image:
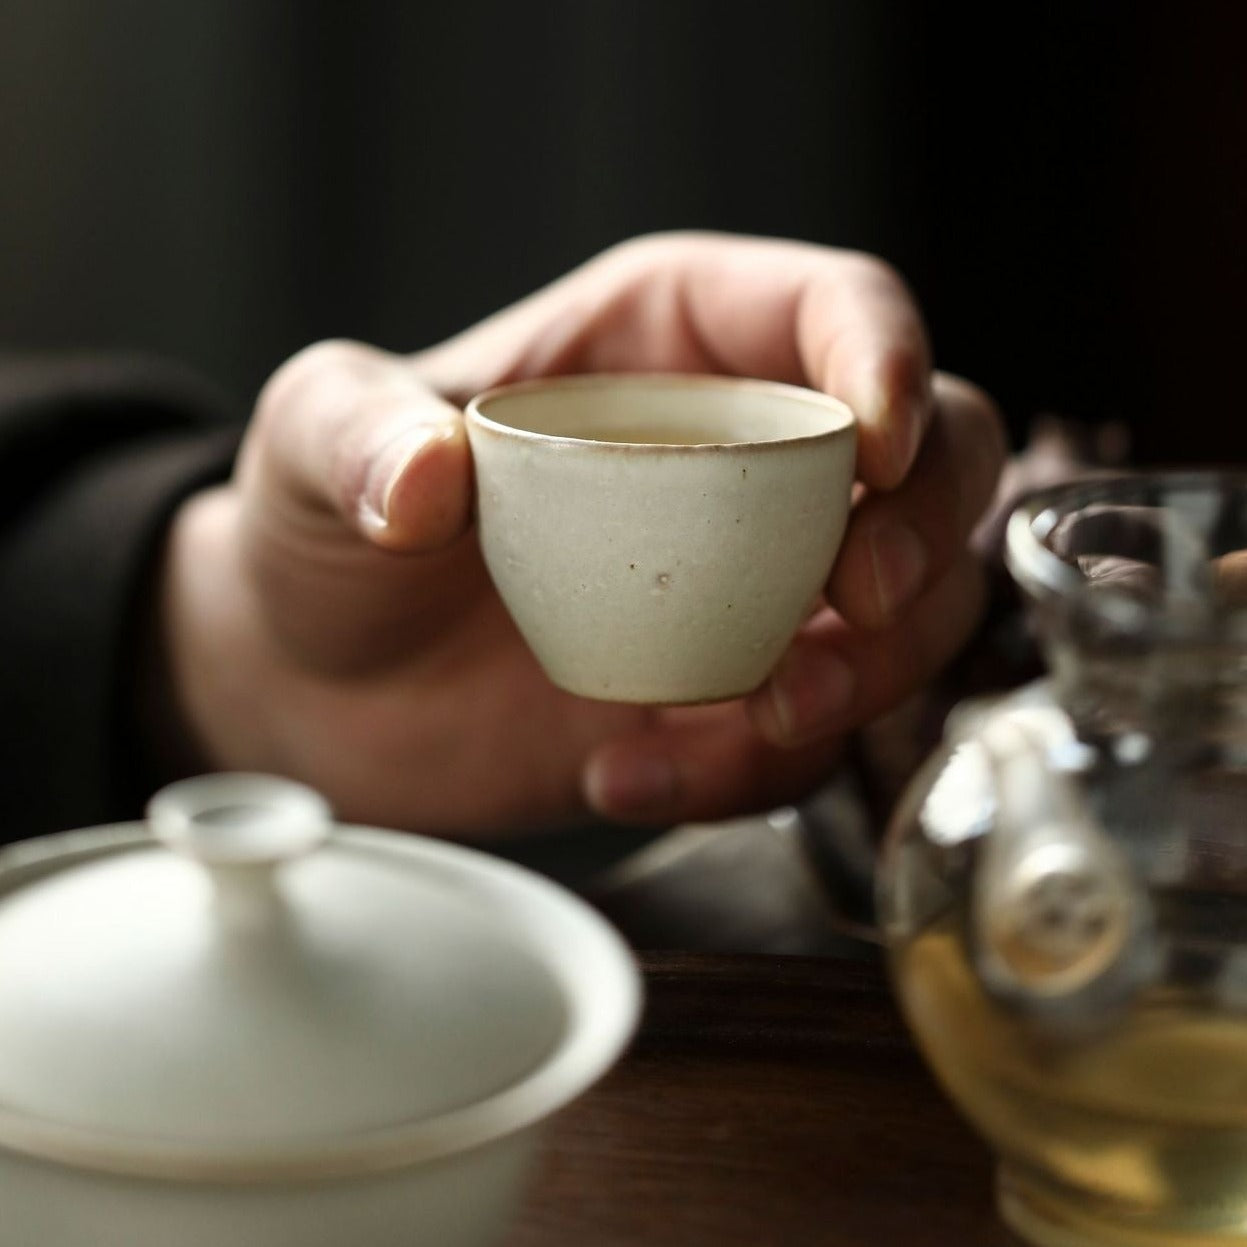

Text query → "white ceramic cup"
[465,374,857,704]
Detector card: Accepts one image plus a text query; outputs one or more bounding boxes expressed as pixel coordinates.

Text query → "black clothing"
[0,355,239,840]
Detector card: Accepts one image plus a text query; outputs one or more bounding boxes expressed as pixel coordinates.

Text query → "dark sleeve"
[0,354,243,841]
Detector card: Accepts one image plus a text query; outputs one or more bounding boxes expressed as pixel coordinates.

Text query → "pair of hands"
[159,233,1005,836]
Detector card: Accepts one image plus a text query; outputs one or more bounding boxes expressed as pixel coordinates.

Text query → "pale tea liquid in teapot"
[896,897,1247,1247]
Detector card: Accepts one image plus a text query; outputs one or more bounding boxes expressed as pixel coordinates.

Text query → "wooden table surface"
[511,952,1022,1246]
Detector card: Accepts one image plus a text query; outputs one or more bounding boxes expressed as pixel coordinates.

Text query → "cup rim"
[0,823,642,1184]
[465,372,856,451]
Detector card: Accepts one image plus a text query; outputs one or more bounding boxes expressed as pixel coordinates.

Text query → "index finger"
[657,236,933,488]
[415,232,933,489]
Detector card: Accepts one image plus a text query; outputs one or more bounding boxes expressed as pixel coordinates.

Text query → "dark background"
[1,0,1243,459]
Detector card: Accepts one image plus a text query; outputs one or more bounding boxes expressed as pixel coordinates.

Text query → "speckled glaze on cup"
[465,374,857,704]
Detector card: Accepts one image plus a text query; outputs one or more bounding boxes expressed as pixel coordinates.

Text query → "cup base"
[546,670,759,707]
[998,1163,1247,1247]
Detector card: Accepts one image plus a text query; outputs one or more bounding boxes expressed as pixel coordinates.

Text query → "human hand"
[159,233,1004,834]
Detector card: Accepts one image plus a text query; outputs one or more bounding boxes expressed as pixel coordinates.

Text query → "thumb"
[247,339,472,553]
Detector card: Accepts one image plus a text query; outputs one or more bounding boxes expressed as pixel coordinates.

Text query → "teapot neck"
[1038,615,1247,770]
[1004,473,1247,770]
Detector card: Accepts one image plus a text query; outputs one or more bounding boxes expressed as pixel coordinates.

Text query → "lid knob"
[147,774,332,866]
[147,774,333,926]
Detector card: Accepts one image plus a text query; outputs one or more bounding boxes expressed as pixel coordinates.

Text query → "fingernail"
[853,370,927,483]
[869,520,927,621]
[359,426,442,532]
[766,650,855,745]
[583,753,678,815]
[850,373,888,437]
[896,396,925,479]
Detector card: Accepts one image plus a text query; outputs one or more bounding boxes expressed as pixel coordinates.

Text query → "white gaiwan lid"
[0,775,640,1181]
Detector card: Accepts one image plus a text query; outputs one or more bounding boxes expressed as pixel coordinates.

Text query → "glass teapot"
[878,473,1247,1247]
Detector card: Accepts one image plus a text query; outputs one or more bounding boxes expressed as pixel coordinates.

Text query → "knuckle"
[938,374,1008,512]
[246,339,387,518]
[596,230,704,276]
[278,337,371,386]
[939,373,1004,439]
[254,339,371,431]
[836,249,909,297]
[972,408,1009,504]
